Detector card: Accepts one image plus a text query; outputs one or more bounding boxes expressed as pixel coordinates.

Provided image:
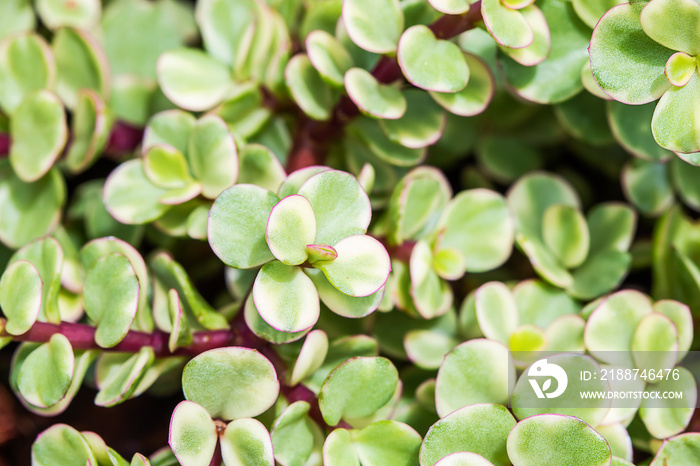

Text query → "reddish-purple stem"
[285,3,484,172]
[0,133,9,157]
[105,120,145,156]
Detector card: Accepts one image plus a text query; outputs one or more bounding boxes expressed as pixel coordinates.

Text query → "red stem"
[0,133,9,157]
[285,3,484,172]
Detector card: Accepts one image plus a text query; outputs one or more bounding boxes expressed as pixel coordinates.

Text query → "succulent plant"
[0,0,699,465]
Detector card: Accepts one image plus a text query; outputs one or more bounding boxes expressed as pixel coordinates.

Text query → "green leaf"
[244,294,309,344]
[10,236,63,324]
[652,72,700,153]
[554,90,614,146]
[324,428,359,466]
[266,195,316,266]
[640,0,700,56]
[587,203,636,255]
[10,90,66,183]
[52,27,110,109]
[516,233,573,288]
[285,54,337,121]
[500,0,591,104]
[157,48,232,111]
[475,136,543,183]
[500,6,550,66]
[398,25,469,93]
[430,53,495,117]
[513,279,581,328]
[427,0,472,15]
[435,339,514,417]
[474,282,518,345]
[182,347,279,420]
[507,415,612,466]
[37,0,100,30]
[434,452,495,466]
[103,160,170,224]
[621,159,674,216]
[351,421,422,465]
[307,30,353,86]
[290,329,329,386]
[639,367,697,439]
[379,90,445,149]
[0,0,35,42]
[196,0,257,67]
[542,204,589,268]
[345,68,406,120]
[482,0,533,49]
[221,418,274,466]
[17,334,73,408]
[272,401,319,466]
[298,170,371,246]
[208,184,279,268]
[404,330,459,370]
[143,145,194,189]
[433,248,466,280]
[305,268,384,318]
[665,52,696,87]
[631,312,678,373]
[342,0,403,53]
[651,433,700,465]
[253,261,320,332]
[654,299,693,361]
[566,249,631,300]
[589,3,673,104]
[169,401,217,466]
[420,404,516,466]
[315,235,390,297]
[84,253,139,348]
[32,424,97,466]
[167,289,192,352]
[0,260,42,335]
[188,114,239,199]
[438,189,514,272]
[237,144,286,193]
[346,117,426,166]
[0,33,54,115]
[608,101,673,162]
[409,240,453,318]
[584,290,653,367]
[319,356,398,426]
[572,0,627,29]
[143,110,196,155]
[94,347,154,407]
[64,89,110,174]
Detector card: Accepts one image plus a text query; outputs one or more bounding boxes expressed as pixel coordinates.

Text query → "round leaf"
[169,401,217,466]
[319,356,398,426]
[380,90,446,149]
[103,159,170,224]
[0,33,54,115]
[183,348,278,423]
[435,339,514,417]
[398,25,469,93]
[221,418,274,466]
[430,53,495,117]
[475,282,518,345]
[10,90,67,183]
[253,261,320,332]
[208,184,279,268]
[285,54,336,121]
[290,329,329,386]
[345,68,407,120]
[420,404,516,466]
[315,235,390,297]
[0,260,42,335]
[157,47,232,112]
[506,414,612,466]
[266,195,317,266]
[342,0,403,53]
[187,114,239,199]
[32,424,97,466]
[18,333,74,408]
[482,0,533,49]
[307,30,353,86]
[37,0,100,30]
[652,72,700,154]
[542,204,590,268]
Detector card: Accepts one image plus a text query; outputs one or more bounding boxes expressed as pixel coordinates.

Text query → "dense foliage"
[0,0,699,465]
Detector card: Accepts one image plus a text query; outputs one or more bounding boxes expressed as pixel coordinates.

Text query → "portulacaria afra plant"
[0,0,700,465]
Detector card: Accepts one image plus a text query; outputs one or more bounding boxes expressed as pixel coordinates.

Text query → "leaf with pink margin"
[482,0,533,49]
[639,367,697,439]
[641,0,700,56]
[31,424,98,466]
[427,0,473,15]
[169,400,217,466]
[266,195,316,266]
[345,68,406,120]
[499,5,549,66]
[253,261,320,332]
[304,268,384,319]
[652,72,700,153]
[342,0,403,54]
[651,433,700,465]
[430,53,495,117]
[506,414,611,466]
[187,114,238,199]
[221,418,274,466]
[589,3,673,105]
[94,347,154,407]
[409,240,453,319]
[315,235,391,297]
